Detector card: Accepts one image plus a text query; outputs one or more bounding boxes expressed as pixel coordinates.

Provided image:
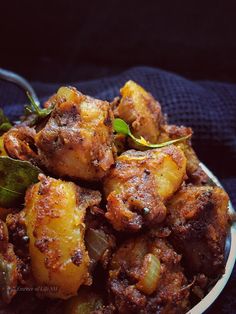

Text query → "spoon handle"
[0,68,40,106]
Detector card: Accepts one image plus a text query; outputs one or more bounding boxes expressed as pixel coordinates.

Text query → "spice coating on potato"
[23,175,101,299]
[114,80,163,144]
[167,185,229,276]
[104,145,186,231]
[3,126,38,162]
[157,124,208,184]
[108,235,190,313]
[35,87,115,181]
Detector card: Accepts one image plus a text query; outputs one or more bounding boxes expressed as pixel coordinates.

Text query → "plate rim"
[187,163,236,314]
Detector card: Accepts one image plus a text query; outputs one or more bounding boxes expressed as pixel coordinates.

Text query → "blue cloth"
[0,66,235,313]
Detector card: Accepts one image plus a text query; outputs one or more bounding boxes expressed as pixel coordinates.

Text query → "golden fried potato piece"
[3,126,38,161]
[158,124,209,183]
[158,124,197,172]
[108,235,190,313]
[22,175,101,299]
[167,185,229,277]
[35,87,114,181]
[104,145,186,231]
[114,80,163,144]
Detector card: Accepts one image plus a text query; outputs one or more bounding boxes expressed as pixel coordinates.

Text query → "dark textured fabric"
[0,66,235,313]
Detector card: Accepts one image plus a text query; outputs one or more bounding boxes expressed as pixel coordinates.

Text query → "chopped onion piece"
[85,228,110,263]
[136,253,161,295]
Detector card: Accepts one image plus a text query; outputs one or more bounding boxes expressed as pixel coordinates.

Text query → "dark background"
[1,0,236,83]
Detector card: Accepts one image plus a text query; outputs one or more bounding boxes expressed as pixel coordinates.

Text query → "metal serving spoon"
[0,68,40,106]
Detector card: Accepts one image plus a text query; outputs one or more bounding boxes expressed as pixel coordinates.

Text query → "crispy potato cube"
[104,145,186,231]
[108,235,189,313]
[3,127,37,161]
[157,124,209,184]
[114,80,163,144]
[23,175,101,299]
[35,87,114,181]
[167,185,229,276]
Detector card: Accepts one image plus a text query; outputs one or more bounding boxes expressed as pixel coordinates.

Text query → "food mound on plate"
[0,81,229,313]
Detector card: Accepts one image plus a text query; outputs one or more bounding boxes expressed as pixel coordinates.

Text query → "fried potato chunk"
[3,126,37,162]
[108,235,190,313]
[104,145,186,231]
[22,175,101,299]
[35,87,114,181]
[167,185,229,277]
[113,80,163,144]
[158,124,208,183]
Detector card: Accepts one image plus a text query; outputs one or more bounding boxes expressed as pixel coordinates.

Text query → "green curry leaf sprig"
[0,156,41,208]
[113,118,191,148]
[24,92,53,121]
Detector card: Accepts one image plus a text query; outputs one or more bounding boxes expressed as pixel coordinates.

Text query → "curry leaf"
[0,156,41,208]
[113,118,131,136]
[113,118,191,148]
[25,92,53,119]
[0,109,12,135]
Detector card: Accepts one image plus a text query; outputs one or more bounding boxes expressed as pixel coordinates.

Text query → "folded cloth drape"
[0,66,235,313]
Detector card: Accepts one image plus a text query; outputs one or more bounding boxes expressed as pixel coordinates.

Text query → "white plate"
[187,163,236,314]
